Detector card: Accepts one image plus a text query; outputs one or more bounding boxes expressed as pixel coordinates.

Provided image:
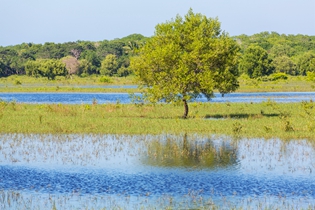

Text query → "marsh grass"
[0,100,314,140]
[237,75,315,92]
[1,75,315,93]
[1,190,315,210]
[0,75,138,93]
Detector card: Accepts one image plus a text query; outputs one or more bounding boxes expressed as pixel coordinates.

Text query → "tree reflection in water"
[143,134,237,169]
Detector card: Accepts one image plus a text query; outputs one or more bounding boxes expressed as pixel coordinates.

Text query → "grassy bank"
[0,100,314,140]
[1,75,315,93]
[0,75,139,92]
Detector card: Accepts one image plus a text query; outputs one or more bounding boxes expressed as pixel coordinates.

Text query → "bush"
[14,79,22,85]
[80,73,89,78]
[306,71,315,81]
[99,76,112,83]
[268,73,288,81]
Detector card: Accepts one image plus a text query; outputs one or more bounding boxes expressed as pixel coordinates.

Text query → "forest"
[0,32,315,80]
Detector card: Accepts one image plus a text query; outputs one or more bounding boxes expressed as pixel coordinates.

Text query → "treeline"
[0,31,315,80]
[0,34,147,78]
[235,32,315,79]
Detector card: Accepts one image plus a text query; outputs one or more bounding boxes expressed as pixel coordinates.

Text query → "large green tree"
[130,9,240,118]
[239,45,273,78]
[272,56,296,75]
[297,52,315,75]
[25,59,67,79]
[100,54,118,76]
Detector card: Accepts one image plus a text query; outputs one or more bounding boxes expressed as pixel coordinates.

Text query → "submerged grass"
[0,100,314,140]
[2,190,315,210]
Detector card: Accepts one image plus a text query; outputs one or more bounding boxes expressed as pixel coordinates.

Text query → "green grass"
[0,75,139,92]
[1,100,314,140]
[1,75,315,93]
[237,75,315,92]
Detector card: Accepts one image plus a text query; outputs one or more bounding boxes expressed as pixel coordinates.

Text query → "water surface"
[0,92,315,104]
[0,134,315,209]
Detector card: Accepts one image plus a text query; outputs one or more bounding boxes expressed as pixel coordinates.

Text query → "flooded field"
[1,134,315,209]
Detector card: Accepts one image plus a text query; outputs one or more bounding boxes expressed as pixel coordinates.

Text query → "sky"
[1,0,315,46]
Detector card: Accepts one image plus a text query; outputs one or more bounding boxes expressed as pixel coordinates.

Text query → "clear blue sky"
[1,0,315,46]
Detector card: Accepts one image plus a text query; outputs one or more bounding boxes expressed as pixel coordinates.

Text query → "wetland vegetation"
[1,9,315,210]
[0,99,314,140]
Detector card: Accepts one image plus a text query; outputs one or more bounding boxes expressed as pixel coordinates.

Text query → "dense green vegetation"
[131,10,240,118]
[236,32,315,78]
[0,34,147,78]
[1,28,314,81]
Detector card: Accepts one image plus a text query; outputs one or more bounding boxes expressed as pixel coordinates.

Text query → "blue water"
[0,92,314,104]
[0,134,315,209]
[1,165,314,197]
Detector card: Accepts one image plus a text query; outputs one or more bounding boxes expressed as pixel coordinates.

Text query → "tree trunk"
[183,99,189,119]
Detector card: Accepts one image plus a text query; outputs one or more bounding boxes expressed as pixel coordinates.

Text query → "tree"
[117,66,132,77]
[25,60,41,77]
[272,56,296,75]
[78,59,93,76]
[80,51,100,73]
[130,9,240,118]
[269,44,295,58]
[0,60,5,77]
[100,54,118,76]
[297,52,315,75]
[25,59,67,79]
[61,56,80,75]
[239,45,273,78]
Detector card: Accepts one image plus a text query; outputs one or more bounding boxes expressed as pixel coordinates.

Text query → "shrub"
[14,79,22,85]
[268,73,288,81]
[99,76,111,83]
[306,71,315,81]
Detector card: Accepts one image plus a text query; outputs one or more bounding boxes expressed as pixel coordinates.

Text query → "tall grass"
[0,100,314,140]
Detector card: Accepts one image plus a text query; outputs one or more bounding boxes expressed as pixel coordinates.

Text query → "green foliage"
[306,71,315,81]
[1,30,315,79]
[235,32,315,57]
[25,59,67,79]
[80,51,100,74]
[100,54,118,76]
[99,75,111,83]
[296,52,315,75]
[268,72,288,81]
[239,45,273,78]
[131,9,240,118]
[117,66,132,77]
[272,56,296,75]
[269,44,295,58]
[78,59,93,75]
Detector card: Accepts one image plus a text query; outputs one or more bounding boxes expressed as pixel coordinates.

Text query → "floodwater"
[0,92,315,104]
[1,134,315,209]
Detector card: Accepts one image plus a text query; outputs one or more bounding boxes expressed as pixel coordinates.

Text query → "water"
[1,134,315,209]
[0,92,315,104]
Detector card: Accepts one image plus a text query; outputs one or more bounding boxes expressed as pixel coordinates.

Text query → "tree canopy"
[130,9,240,118]
[239,45,273,78]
